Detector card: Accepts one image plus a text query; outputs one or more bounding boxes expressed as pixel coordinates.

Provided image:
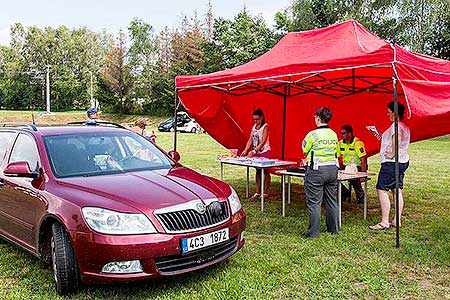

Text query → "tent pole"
[173,88,178,152]
[393,65,400,248]
[281,79,289,160]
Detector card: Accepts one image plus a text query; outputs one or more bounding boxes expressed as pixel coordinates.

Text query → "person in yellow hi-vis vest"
[302,107,339,238]
[337,124,367,203]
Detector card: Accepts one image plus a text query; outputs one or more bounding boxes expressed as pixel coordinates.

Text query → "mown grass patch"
[0,112,449,299]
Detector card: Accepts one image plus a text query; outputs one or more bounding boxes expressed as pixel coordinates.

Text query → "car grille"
[154,236,238,274]
[155,201,229,233]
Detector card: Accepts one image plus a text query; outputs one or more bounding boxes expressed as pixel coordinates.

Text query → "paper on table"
[366,125,381,139]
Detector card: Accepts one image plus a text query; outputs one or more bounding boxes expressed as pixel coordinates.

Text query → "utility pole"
[46,65,51,113]
[89,70,94,107]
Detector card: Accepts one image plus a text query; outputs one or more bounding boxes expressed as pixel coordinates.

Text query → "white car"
[158,112,204,133]
[178,119,201,133]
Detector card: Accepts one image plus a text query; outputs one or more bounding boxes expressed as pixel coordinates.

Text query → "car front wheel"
[51,222,80,295]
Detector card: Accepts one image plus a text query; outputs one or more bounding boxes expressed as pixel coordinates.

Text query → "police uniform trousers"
[304,165,339,237]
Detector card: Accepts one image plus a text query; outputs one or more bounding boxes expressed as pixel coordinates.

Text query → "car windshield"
[43,131,173,178]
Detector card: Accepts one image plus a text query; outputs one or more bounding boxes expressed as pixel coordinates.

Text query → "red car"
[0,122,245,295]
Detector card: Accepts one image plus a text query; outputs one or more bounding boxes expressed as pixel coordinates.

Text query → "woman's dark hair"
[315,107,332,123]
[388,101,406,120]
[253,108,266,126]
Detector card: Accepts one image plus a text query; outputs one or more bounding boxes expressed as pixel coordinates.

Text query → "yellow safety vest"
[337,137,366,166]
[302,126,338,163]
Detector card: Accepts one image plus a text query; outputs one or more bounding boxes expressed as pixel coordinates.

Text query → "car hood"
[54,167,230,213]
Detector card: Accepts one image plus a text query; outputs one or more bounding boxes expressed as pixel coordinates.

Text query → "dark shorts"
[376,161,409,191]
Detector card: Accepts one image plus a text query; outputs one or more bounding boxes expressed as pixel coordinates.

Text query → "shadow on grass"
[80,261,231,298]
[0,238,233,299]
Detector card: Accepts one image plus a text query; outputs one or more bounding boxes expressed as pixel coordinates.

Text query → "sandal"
[390,221,401,228]
[249,193,260,200]
[368,223,390,230]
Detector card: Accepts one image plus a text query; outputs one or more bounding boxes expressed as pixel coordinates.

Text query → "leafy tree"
[206,10,277,70]
[6,23,109,110]
[128,18,158,106]
[101,31,134,114]
[274,0,450,60]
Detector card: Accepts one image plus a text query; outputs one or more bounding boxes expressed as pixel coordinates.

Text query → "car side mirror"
[4,161,40,179]
[168,150,181,162]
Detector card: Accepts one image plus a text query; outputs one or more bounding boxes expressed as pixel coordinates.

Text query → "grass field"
[0,112,450,299]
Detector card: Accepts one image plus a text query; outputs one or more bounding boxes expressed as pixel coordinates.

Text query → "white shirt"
[251,123,271,153]
[380,122,410,163]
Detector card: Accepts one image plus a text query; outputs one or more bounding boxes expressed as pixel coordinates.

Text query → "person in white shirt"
[241,108,271,200]
[369,101,410,230]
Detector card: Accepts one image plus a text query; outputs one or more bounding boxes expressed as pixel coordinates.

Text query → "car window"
[122,136,166,165]
[0,132,16,163]
[44,131,173,178]
[9,134,40,170]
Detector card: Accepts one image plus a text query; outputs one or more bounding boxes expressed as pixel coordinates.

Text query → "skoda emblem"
[196,203,206,214]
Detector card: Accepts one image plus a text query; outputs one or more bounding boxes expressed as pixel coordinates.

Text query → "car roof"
[36,126,127,136]
[0,124,128,136]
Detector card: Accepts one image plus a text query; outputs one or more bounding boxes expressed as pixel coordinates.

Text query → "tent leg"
[281,85,288,160]
[393,64,400,248]
[173,88,178,152]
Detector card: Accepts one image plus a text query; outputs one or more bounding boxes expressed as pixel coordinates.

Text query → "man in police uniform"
[337,125,367,203]
[302,107,339,238]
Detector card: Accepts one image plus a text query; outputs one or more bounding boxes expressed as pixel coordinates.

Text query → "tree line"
[0,0,449,115]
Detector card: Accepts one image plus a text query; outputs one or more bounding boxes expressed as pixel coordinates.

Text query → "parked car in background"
[0,122,245,295]
[158,112,203,133]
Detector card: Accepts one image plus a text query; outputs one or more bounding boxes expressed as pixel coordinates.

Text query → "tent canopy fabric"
[176,20,450,162]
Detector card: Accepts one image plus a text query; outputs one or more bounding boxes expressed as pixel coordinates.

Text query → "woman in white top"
[241,108,271,199]
[369,101,410,230]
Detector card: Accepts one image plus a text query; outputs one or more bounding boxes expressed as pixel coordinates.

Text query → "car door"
[0,133,42,251]
[0,131,18,238]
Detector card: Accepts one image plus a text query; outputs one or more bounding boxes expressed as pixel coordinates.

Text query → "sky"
[0,0,291,46]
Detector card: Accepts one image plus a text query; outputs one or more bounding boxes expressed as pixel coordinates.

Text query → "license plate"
[181,228,229,254]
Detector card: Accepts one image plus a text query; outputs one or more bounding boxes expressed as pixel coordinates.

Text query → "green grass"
[0,116,450,299]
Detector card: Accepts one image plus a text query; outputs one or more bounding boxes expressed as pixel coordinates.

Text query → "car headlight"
[227,187,242,215]
[82,207,157,235]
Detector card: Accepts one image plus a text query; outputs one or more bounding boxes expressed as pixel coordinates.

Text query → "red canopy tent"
[175,20,450,162]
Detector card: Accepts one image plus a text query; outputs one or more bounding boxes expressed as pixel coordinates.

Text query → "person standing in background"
[86,107,99,125]
[337,124,367,203]
[369,101,410,230]
[241,108,271,200]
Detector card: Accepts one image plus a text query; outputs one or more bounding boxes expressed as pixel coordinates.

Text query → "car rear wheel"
[51,223,80,295]
[190,127,197,133]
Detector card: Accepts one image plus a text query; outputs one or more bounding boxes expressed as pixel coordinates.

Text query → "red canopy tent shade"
[175,20,450,246]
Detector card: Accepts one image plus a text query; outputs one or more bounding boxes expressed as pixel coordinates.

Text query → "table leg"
[260,168,264,211]
[220,162,223,181]
[288,175,291,204]
[282,174,285,217]
[364,178,368,220]
[338,181,342,228]
[246,166,249,198]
